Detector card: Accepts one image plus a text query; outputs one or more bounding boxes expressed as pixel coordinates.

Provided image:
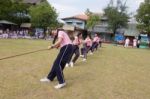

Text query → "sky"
[47,0,144,18]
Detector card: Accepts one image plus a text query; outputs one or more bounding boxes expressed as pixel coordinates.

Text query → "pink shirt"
[84,38,92,46]
[93,36,99,42]
[97,37,101,43]
[58,31,72,48]
[73,36,81,45]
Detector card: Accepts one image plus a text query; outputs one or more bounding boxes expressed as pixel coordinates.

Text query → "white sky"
[47,0,144,18]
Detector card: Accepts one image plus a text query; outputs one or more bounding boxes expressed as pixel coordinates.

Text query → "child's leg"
[72,47,80,63]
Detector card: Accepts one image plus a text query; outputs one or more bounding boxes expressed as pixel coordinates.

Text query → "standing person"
[81,35,92,61]
[66,33,82,67]
[124,37,130,48]
[133,38,137,48]
[40,29,73,89]
[137,39,140,48]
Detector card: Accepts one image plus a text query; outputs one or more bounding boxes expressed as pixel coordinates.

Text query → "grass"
[0,39,150,99]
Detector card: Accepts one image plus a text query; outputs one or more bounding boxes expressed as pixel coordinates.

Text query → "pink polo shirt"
[97,37,101,43]
[93,36,99,42]
[58,31,72,48]
[73,36,81,45]
[84,38,92,46]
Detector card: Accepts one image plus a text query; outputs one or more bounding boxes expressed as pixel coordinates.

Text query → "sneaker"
[65,63,69,67]
[80,55,84,58]
[82,58,87,62]
[70,62,74,67]
[40,77,50,82]
[90,52,93,55]
[54,83,66,89]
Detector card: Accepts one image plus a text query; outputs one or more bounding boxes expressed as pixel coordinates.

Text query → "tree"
[85,9,100,31]
[11,1,30,25]
[104,0,129,34]
[0,0,13,20]
[85,8,92,16]
[29,1,58,37]
[136,0,150,34]
[0,0,29,24]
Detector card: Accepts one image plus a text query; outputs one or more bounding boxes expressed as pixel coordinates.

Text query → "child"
[91,33,99,53]
[66,33,82,67]
[133,38,137,48]
[124,37,130,48]
[40,29,73,89]
[81,35,92,61]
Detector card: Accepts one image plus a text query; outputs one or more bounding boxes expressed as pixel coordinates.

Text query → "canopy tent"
[0,20,17,25]
[20,23,31,28]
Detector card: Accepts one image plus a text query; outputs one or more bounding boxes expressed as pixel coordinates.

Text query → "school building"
[61,14,88,39]
[124,18,140,41]
[88,15,113,43]
[89,15,140,43]
[62,13,140,42]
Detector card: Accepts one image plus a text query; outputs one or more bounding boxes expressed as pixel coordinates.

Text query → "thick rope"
[0,49,48,61]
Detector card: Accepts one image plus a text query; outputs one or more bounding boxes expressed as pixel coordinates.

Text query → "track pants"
[91,42,98,52]
[67,45,80,63]
[47,44,73,84]
[81,46,91,59]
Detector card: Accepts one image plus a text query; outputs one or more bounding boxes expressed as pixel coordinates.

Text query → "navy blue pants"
[99,41,102,47]
[91,42,98,52]
[47,44,73,84]
[81,46,91,59]
[69,45,80,63]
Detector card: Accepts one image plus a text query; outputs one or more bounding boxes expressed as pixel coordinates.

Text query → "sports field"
[0,39,150,99]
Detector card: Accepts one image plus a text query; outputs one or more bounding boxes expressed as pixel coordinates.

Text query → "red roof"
[62,14,89,21]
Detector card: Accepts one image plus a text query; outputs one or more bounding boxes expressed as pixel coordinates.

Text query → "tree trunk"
[43,28,46,39]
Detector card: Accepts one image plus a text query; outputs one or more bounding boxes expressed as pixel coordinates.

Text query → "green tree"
[85,9,100,30]
[0,0,13,20]
[104,0,129,34]
[29,1,58,37]
[85,8,92,16]
[0,0,29,24]
[11,1,30,25]
[136,0,150,34]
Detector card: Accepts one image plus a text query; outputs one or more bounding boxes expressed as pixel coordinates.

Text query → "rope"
[0,48,48,61]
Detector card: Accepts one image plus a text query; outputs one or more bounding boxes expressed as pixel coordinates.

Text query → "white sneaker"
[90,52,93,55]
[82,58,87,62]
[80,55,84,58]
[65,63,69,67]
[54,83,66,89]
[40,77,50,82]
[70,62,74,67]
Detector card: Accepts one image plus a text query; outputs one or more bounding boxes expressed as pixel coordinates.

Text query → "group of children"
[40,29,101,89]
[65,33,101,67]
[124,37,140,48]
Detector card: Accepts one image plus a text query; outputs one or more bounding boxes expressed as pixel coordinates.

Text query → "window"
[66,22,73,25]
[76,22,83,26]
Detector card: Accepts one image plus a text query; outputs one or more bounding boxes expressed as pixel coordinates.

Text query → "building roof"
[62,14,89,21]
[20,23,31,28]
[23,0,42,4]
[0,20,17,25]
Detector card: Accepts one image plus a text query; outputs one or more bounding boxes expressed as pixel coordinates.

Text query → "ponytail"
[52,29,64,44]
[77,32,82,37]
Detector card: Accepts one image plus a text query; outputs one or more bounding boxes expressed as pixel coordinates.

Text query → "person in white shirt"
[124,37,130,48]
[133,38,137,48]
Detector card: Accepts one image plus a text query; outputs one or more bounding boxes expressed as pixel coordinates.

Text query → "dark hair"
[77,32,82,37]
[95,33,98,36]
[52,29,64,44]
[86,34,92,39]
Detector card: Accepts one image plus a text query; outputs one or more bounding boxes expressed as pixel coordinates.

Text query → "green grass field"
[0,39,150,99]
